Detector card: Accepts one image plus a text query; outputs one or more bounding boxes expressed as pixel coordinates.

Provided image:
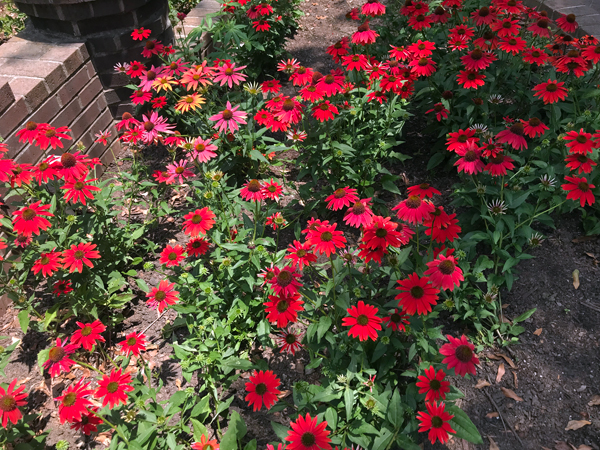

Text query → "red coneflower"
[187,237,210,257]
[291,66,315,86]
[582,44,600,64]
[61,177,101,205]
[425,255,463,291]
[416,366,451,402]
[425,103,449,121]
[522,46,549,65]
[521,117,548,138]
[342,301,382,341]
[564,128,595,155]
[528,17,552,38]
[12,201,53,237]
[344,198,374,228]
[342,54,370,72]
[409,57,437,77]
[448,24,475,41]
[461,48,495,71]
[264,292,304,327]
[285,240,317,269]
[317,69,345,97]
[361,0,386,16]
[43,338,78,377]
[240,179,265,202]
[95,368,134,409]
[417,401,456,444]
[261,179,283,201]
[407,40,436,58]
[556,13,578,33]
[498,37,527,55]
[456,70,486,89]
[565,154,597,174]
[118,331,146,356]
[62,242,100,273]
[192,435,219,450]
[35,125,72,151]
[382,308,410,331]
[32,250,62,277]
[209,101,247,134]
[0,379,27,427]
[312,101,339,122]
[182,207,216,236]
[307,223,346,256]
[470,6,496,25]
[496,123,527,150]
[326,38,350,62]
[56,380,94,424]
[562,176,595,207]
[352,21,379,45]
[245,370,281,411]
[446,128,478,152]
[408,13,433,31]
[53,280,73,296]
[454,142,484,175]
[147,280,180,313]
[71,320,106,351]
[491,17,520,38]
[393,195,435,225]
[408,183,441,198]
[275,328,303,355]
[56,151,90,181]
[286,413,331,450]
[395,273,440,315]
[159,244,185,268]
[70,407,102,435]
[362,216,404,249]
[485,153,515,176]
[269,265,302,296]
[439,334,479,376]
[533,79,568,104]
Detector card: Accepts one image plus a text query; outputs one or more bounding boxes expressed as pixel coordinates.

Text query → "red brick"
[0,78,15,115]
[3,132,28,159]
[99,139,122,167]
[56,64,91,106]
[41,44,87,77]
[9,77,49,111]
[70,97,102,137]
[30,96,62,125]
[14,143,41,166]
[78,77,103,108]
[0,98,29,139]
[0,59,67,93]
[54,97,83,128]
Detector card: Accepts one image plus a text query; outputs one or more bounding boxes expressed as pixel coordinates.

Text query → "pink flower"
[213,62,248,88]
[186,137,218,163]
[139,111,175,144]
[166,160,194,184]
[209,101,248,134]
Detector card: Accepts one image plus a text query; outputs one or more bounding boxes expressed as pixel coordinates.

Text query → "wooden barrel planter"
[13,0,174,117]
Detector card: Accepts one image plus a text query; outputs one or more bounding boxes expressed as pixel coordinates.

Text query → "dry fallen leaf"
[488,436,499,450]
[588,395,600,406]
[487,353,502,360]
[572,235,597,243]
[501,387,523,402]
[475,379,491,389]
[175,379,182,389]
[496,363,505,383]
[584,252,596,259]
[512,370,518,389]
[554,442,572,450]
[578,445,593,450]
[534,328,543,336]
[277,390,291,399]
[565,420,591,431]
[573,269,580,289]
[486,412,499,419]
[495,353,517,369]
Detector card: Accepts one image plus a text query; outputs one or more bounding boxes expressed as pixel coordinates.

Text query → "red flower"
[446,128,478,152]
[159,244,186,267]
[34,125,72,151]
[342,301,382,341]
[408,13,433,31]
[264,292,304,327]
[491,17,520,38]
[182,207,216,236]
[409,57,437,77]
[131,27,151,40]
[261,179,283,201]
[564,128,595,155]
[312,101,339,122]
[326,38,350,62]
[72,320,106,351]
[147,280,179,313]
[407,183,441,199]
[70,407,102,435]
[275,329,303,355]
[456,70,485,89]
[393,195,435,225]
[522,46,549,65]
[62,242,100,273]
[382,308,409,331]
[325,187,358,211]
[470,6,496,25]
[16,120,44,144]
[417,401,456,444]
[344,198,374,228]
[416,366,450,402]
[307,223,346,256]
[56,151,90,181]
[95,368,134,409]
[245,370,281,411]
[187,237,210,257]
[484,153,515,177]
[32,250,62,277]
[424,255,463,291]
[361,0,385,16]
[454,142,484,175]
[240,179,265,202]
[521,117,548,138]
[268,266,302,297]
[498,37,527,55]
[286,413,332,450]
[565,154,596,174]
[0,379,27,427]
[342,54,369,72]
[43,338,77,377]
[53,280,73,296]
[439,334,479,377]
[316,70,345,97]
[556,13,578,33]
[362,216,405,249]
[261,79,281,94]
[425,103,449,121]
[496,123,527,150]
[582,44,600,64]
[352,21,379,45]
[528,17,552,38]
[118,332,146,356]
[533,79,568,104]
[395,273,440,315]
[562,176,595,207]
[266,212,287,230]
[56,380,94,424]
[461,48,495,71]
[192,435,219,450]
[285,240,317,269]
[12,201,53,237]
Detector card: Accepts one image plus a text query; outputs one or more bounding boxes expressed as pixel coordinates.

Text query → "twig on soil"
[482,387,526,449]
[141,311,168,335]
[580,301,600,313]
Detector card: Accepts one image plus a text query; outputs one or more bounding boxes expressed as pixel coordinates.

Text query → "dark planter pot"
[14,0,174,117]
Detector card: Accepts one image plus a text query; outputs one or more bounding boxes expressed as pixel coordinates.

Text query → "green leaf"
[344,388,355,421]
[191,419,208,441]
[513,308,536,323]
[243,440,257,450]
[387,389,403,429]
[446,405,483,444]
[324,407,338,431]
[37,348,49,375]
[271,421,289,442]
[372,427,394,450]
[317,316,331,340]
[427,152,446,170]
[136,278,150,293]
[220,357,253,372]
[221,411,247,450]
[395,435,421,450]
[17,310,29,334]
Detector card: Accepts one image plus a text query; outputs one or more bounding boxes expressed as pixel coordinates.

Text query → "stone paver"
[526,0,600,37]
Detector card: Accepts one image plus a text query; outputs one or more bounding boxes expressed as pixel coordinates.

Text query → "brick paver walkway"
[527,0,600,37]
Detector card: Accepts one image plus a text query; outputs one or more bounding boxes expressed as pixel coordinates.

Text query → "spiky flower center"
[375,227,387,238]
[464,150,477,162]
[127,337,137,346]
[247,179,261,192]
[405,195,422,209]
[352,202,366,215]
[324,74,335,85]
[319,103,330,111]
[296,249,307,258]
[276,299,290,312]
[222,110,233,120]
[62,392,77,407]
[74,181,85,190]
[195,143,206,152]
[546,83,558,92]
[312,72,323,83]
[282,99,295,111]
[467,73,477,81]
[146,70,156,81]
[503,21,512,29]
[478,6,489,16]
[49,346,66,362]
[41,256,50,265]
[45,129,56,138]
[390,313,402,323]
[144,121,155,131]
[357,314,369,325]
[107,381,119,394]
[255,383,267,395]
[471,48,483,60]
[438,260,455,275]
[566,13,576,23]
[285,333,297,344]
[61,152,77,168]
[418,57,428,66]
[455,344,473,362]
[277,270,293,287]
[320,231,333,242]
[0,395,16,412]
[21,208,36,221]
[358,22,370,32]
[74,250,85,260]
[410,285,424,299]
[510,123,524,136]
[25,120,38,131]
[81,325,93,336]
[537,18,548,28]
[301,432,316,447]
[431,416,444,428]
[490,155,504,165]
[578,181,589,192]
[576,135,588,143]
[224,68,234,76]
[430,379,441,390]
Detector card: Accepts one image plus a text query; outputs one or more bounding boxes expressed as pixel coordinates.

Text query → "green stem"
[139,355,153,390]
[87,408,130,445]
[329,254,337,304]
[72,359,102,374]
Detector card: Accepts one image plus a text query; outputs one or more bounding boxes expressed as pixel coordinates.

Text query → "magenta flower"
[187,137,218,163]
[213,62,248,88]
[166,160,194,184]
[138,66,163,92]
[139,111,175,144]
[209,101,247,134]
